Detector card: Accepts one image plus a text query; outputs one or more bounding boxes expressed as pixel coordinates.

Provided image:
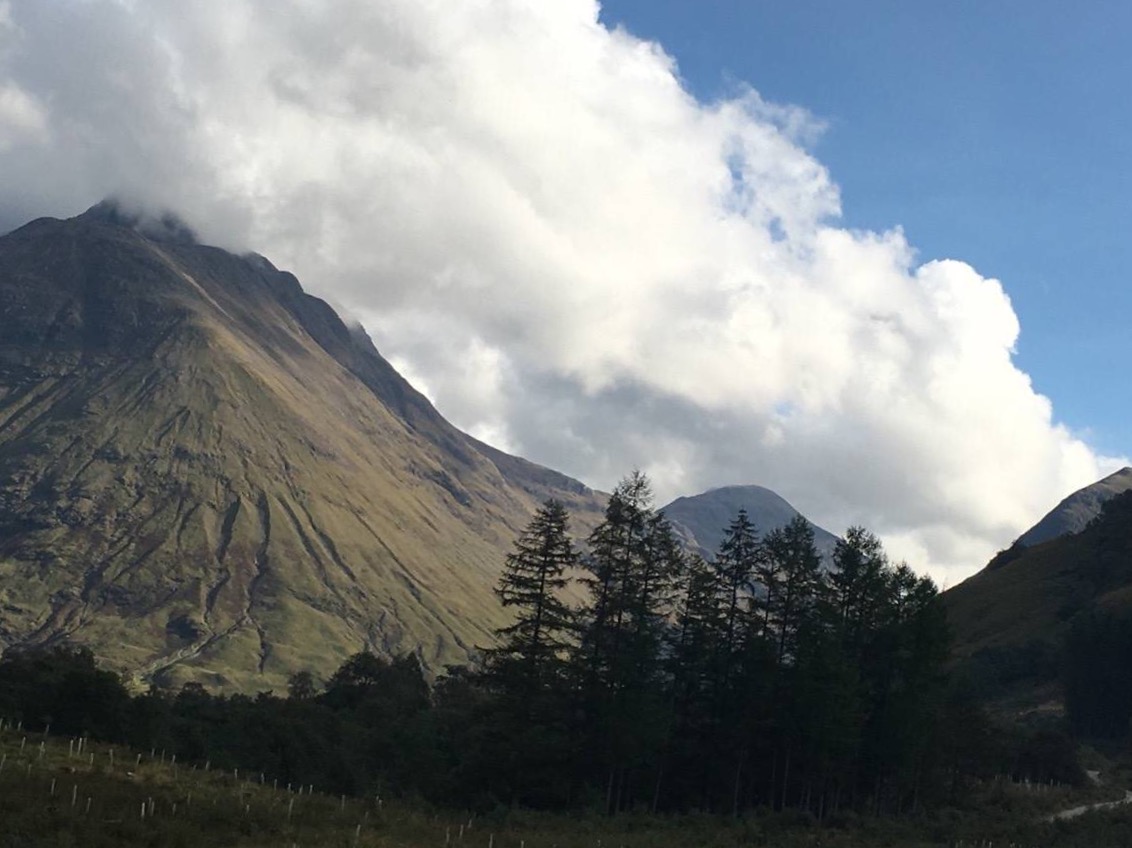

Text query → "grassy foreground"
[0,725,1129,847]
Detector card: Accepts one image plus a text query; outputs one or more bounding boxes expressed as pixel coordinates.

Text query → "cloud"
[0,0,1116,582]
[0,80,44,148]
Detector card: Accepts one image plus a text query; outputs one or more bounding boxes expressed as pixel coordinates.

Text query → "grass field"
[1,724,1130,847]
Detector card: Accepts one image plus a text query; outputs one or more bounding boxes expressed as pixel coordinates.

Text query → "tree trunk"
[769,749,778,809]
[780,745,792,811]
[731,757,742,817]
[651,766,664,813]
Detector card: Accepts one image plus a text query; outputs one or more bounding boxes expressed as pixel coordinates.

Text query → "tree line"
[475,472,952,815]
[0,472,1079,816]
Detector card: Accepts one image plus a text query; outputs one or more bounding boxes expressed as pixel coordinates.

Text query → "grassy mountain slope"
[0,203,604,691]
[944,490,1132,708]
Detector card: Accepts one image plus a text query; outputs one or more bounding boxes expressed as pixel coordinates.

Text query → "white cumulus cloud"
[0,0,1117,582]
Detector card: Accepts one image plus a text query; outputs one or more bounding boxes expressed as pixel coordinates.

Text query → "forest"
[0,473,1082,818]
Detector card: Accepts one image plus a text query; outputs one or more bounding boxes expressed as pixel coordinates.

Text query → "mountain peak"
[78,198,199,245]
[661,484,839,562]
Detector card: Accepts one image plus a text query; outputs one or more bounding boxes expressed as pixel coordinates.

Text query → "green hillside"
[945,490,1132,713]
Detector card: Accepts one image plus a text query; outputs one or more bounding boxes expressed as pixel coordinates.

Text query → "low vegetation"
[0,724,1130,847]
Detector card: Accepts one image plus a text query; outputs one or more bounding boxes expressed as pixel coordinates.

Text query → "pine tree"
[713,509,762,678]
[479,499,581,807]
[829,525,888,654]
[578,471,656,690]
[762,515,824,666]
[574,471,684,813]
[669,553,723,712]
[487,499,579,691]
[662,552,724,809]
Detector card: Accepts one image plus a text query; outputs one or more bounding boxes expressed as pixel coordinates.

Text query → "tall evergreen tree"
[658,553,722,810]
[669,554,723,714]
[487,498,579,690]
[829,526,889,655]
[699,509,765,813]
[577,471,658,691]
[574,471,683,813]
[762,515,823,666]
[478,499,581,807]
[713,509,762,679]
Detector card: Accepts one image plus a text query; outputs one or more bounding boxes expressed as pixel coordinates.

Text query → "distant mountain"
[0,201,605,691]
[660,484,839,561]
[1015,467,1132,548]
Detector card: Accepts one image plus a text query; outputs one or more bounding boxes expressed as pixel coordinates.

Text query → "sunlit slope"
[0,204,603,691]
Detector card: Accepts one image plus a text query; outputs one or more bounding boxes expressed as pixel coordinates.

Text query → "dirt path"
[1050,789,1132,821]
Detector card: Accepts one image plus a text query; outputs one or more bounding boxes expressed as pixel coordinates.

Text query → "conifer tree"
[829,525,889,653]
[762,515,824,666]
[480,499,581,806]
[713,509,762,678]
[487,498,578,690]
[669,553,723,711]
[578,471,656,689]
[657,552,722,809]
[574,471,684,813]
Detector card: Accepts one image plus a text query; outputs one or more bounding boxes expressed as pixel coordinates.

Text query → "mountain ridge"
[1015,467,1132,549]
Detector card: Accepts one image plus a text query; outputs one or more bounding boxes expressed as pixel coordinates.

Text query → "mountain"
[944,487,1132,714]
[660,484,839,561]
[1014,467,1132,548]
[0,201,605,691]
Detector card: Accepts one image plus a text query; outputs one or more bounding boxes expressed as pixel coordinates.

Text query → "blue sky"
[600,0,1131,458]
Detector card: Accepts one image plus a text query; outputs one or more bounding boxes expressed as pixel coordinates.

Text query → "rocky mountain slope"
[0,202,604,691]
[660,484,839,561]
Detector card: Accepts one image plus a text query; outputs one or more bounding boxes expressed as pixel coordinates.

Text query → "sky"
[0,0,1125,584]
[598,0,1132,460]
